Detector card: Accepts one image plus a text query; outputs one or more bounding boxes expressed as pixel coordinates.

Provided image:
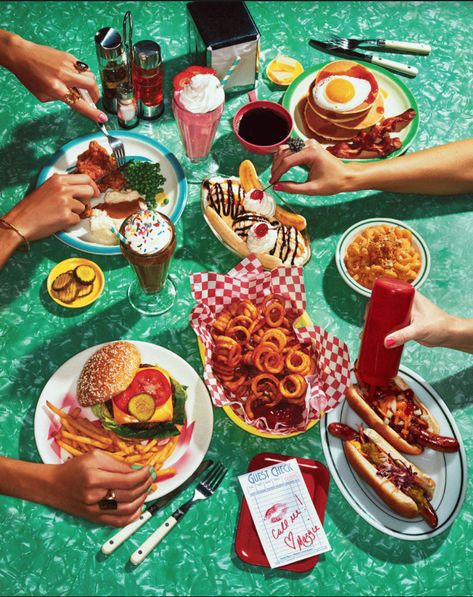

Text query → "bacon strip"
[326,109,416,159]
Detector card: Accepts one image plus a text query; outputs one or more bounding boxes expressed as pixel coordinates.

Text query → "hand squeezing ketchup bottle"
[356,278,415,394]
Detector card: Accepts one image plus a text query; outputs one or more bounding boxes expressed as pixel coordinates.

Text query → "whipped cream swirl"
[244,188,276,218]
[247,222,278,253]
[179,74,225,114]
[122,210,173,255]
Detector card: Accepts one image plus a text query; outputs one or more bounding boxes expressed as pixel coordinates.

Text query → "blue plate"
[36,131,188,256]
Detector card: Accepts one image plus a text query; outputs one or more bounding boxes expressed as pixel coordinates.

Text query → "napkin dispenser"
[187,1,260,92]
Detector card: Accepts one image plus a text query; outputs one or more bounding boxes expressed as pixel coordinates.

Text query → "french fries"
[46,400,180,490]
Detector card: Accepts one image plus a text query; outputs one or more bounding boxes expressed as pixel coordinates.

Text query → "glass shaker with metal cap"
[95,27,128,113]
[132,40,164,120]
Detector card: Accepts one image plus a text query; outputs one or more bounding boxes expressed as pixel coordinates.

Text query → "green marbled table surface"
[0,2,472,596]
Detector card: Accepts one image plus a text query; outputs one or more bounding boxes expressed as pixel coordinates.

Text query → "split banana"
[239,160,262,192]
[275,205,307,231]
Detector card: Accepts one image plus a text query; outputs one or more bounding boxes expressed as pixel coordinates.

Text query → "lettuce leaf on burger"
[77,341,186,440]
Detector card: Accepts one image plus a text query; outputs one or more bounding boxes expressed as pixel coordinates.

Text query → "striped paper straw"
[220,55,241,87]
[111,225,127,244]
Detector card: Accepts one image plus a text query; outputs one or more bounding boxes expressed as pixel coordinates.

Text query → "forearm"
[344,139,473,195]
[444,317,473,354]
[0,456,57,507]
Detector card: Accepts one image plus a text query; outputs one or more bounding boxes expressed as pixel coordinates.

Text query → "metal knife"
[100,459,213,555]
[309,39,418,77]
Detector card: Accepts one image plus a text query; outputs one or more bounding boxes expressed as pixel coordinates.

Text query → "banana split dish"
[201,161,311,269]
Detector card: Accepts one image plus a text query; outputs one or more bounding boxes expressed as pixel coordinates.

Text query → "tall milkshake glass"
[120,210,176,316]
[172,73,224,162]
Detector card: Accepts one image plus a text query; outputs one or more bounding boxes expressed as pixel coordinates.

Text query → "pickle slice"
[77,284,94,298]
[74,265,96,285]
[54,282,79,304]
[52,271,74,291]
[128,393,155,422]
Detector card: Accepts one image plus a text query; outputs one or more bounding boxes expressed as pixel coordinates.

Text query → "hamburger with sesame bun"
[77,341,187,440]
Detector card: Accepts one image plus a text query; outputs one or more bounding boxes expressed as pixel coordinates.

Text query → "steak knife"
[100,459,213,555]
[309,39,418,77]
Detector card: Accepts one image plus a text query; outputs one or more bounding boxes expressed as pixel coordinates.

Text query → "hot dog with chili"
[346,375,459,455]
[328,423,438,528]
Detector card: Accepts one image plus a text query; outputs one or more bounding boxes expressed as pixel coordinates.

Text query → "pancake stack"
[304,60,385,142]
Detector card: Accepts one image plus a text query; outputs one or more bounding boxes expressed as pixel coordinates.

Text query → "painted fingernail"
[150,467,157,481]
[273,183,282,191]
[147,486,152,493]
[98,112,108,123]
[385,338,396,348]
[141,504,147,512]
[131,464,142,470]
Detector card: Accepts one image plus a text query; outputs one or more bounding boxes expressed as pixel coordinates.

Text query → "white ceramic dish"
[320,366,468,541]
[34,341,213,501]
[335,217,431,297]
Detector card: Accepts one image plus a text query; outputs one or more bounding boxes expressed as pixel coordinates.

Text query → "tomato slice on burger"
[173,66,217,91]
[113,368,172,414]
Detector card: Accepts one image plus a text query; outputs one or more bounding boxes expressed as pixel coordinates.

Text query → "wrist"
[340,162,370,193]
[443,315,473,352]
[0,30,26,71]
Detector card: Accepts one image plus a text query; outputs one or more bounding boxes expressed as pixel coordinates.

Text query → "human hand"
[48,450,154,527]
[384,291,457,349]
[4,174,99,242]
[7,34,107,123]
[269,139,353,196]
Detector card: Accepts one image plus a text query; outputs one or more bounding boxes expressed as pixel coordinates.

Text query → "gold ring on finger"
[63,88,80,106]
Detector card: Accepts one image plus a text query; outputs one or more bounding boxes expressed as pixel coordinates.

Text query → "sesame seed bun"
[77,341,141,407]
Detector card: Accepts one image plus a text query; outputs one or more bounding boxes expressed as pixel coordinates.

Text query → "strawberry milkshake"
[172,66,225,162]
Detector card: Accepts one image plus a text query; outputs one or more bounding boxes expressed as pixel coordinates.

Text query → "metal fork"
[130,462,228,565]
[328,35,431,55]
[77,88,126,167]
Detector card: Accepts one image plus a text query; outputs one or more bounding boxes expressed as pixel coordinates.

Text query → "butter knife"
[100,459,213,555]
[309,39,418,77]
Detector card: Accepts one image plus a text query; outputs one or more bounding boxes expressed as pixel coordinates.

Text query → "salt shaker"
[117,83,140,129]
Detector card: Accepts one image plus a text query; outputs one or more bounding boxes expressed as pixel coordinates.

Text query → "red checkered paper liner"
[190,255,351,434]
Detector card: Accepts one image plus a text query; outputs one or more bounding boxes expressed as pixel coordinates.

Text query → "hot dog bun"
[346,376,439,455]
[344,428,435,518]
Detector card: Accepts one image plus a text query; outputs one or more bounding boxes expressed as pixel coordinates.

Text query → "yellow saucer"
[47,258,105,309]
[197,311,318,439]
[266,55,304,86]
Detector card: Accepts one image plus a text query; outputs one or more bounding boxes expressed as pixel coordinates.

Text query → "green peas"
[123,161,166,209]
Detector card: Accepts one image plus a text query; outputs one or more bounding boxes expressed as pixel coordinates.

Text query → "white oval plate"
[34,341,213,501]
[283,61,419,162]
[335,217,431,297]
[36,131,188,256]
[320,366,468,541]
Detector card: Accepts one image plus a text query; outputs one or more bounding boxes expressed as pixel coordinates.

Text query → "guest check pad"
[238,458,331,568]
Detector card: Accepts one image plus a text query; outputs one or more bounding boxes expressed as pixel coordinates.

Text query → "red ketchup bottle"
[356,278,415,390]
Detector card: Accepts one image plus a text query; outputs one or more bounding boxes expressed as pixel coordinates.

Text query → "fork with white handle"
[130,462,228,566]
[76,88,126,167]
[329,35,431,55]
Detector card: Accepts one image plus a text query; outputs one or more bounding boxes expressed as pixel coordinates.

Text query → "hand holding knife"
[101,459,213,556]
[309,39,418,77]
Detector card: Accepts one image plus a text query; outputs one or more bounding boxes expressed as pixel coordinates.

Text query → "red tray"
[234,452,330,573]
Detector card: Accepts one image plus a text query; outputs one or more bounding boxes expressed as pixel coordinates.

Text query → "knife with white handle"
[101,459,213,556]
[309,40,418,78]
[130,515,179,565]
[381,40,431,55]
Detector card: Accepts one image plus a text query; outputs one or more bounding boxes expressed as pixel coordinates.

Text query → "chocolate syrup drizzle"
[232,214,300,266]
[203,179,245,220]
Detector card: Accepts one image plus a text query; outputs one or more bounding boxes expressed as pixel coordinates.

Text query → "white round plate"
[335,217,431,297]
[34,341,213,501]
[283,61,419,162]
[36,131,187,256]
[320,366,468,540]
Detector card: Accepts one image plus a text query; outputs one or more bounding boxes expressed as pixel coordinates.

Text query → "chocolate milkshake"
[120,210,176,315]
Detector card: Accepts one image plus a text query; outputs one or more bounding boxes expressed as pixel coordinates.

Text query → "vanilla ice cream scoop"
[179,74,224,114]
[246,221,278,253]
[244,188,276,218]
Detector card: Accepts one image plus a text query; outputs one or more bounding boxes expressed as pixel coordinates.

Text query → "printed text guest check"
[239,459,331,568]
